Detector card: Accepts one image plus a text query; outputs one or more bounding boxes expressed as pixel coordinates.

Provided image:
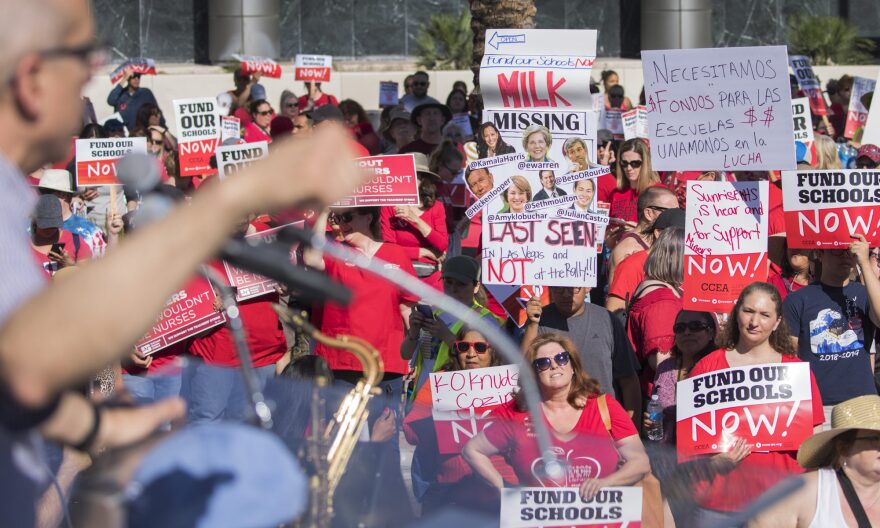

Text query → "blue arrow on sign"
[487,31,526,51]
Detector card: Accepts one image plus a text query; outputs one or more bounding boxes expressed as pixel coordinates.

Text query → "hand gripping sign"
[430,365,518,454]
[781,169,880,248]
[74,137,147,186]
[676,362,813,459]
[136,279,226,356]
[294,54,332,82]
[683,180,768,311]
[174,97,220,177]
[232,54,282,78]
[110,58,156,85]
[500,487,642,528]
[333,154,419,207]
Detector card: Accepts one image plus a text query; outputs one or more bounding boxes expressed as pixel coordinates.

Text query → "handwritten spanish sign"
[174,97,219,177]
[500,487,642,528]
[642,46,795,171]
[74,137,147,186]
[294,54,332,82]
[676,363,813,459]
[334,154,419,207]
[215,141,268,179]
[684,181,768,310]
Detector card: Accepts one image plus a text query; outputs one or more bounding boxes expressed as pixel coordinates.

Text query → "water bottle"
[838,140,858,169]
[646,394,664,441]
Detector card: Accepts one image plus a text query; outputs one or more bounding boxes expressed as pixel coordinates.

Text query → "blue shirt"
[106,84,163,131]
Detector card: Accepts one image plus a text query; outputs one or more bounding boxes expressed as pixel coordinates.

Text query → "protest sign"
[294,54,332,82]
[220,116,241,142]
[623,105,649,141]
[602,108,624,139]
[791,97,814,164]
[110,58,156,84]
[74,137,147,186]
[781,169,880,248]
[863,70,880,147]
[684,181,768,311]
[642,46,795,171]
[485,284,550,328]
[333,154,419,207]
[233,54,282,78]
[223,221,304,302]
[430,364,518,453]
[174,97,219,177]
[789,55,828,116]
[480,29,596,111]
[500,487,642,528]
[844,76,876,139]
[676,363,813,459]
[379,81,399,107]
[451,113,474,139]
[136,280,226,356]
[215,141,269,179]
[482,217,598,287]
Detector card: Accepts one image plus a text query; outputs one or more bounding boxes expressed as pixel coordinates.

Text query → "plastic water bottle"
[646,395,664,441]
[838,140,858,169]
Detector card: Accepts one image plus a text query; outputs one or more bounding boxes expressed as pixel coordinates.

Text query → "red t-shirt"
[627,286,682,396]
[484,397,637,487]
[767,272,807,302]
[296,93,339,112]
[243,121,272,144]
[768,179,785,236]
[608,250,647,302]
[187,262,286,368]
[688,349,824,511]
[597,174,638,223]
[30,229,93,276]
[380,202,448,290]
[316,243,418,375]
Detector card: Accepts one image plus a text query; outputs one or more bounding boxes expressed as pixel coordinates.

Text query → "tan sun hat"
[38,169,75,194]
[797,395,880,469]
[411,152,440,182]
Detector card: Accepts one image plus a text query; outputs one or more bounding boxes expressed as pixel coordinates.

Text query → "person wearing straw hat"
[750,395,880,527]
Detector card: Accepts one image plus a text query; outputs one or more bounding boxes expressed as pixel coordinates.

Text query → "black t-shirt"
[784,282,878,405]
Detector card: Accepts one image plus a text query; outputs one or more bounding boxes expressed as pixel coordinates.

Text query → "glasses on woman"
[148,138,164,146]
[330,212,355,224]
[673,321,712,334]
[532,351,571,372]
[619,160,642,169]
[453,341,490,355]
[256,109,274,116]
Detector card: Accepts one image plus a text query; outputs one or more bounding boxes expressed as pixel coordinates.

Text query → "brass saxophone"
[272,305,384,528]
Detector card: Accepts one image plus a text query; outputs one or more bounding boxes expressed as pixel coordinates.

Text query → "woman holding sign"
[462,333,650,500]
[685,282,825,526]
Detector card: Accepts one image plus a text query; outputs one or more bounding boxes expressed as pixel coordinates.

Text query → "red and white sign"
[684,181,768,311]
[110,58,157,84]
[500,487,643,528]
[220,116,241,142]
[174,97,219,177]
[430,365,518,454]
[136,280,226,356]
[676,363,813,459]
[782,170,880,248]
[486,284,550,328]
[233,55,282,78]
[216,141,268,179]
[789,55,828,116]
[223,221,304,302]
[844,76,876,139]
[294,54,332,82]
[74,138,147,186]
[334,154,419,207]
[622,105,649,141]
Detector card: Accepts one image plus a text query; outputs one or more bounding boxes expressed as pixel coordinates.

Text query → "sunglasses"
[532,351,570,372]
[148,138,163,146]
[647,205,673,212]
[673,321,712,334]
[413,81,428,86]
[256,109,274,116]
[330,212,356,224]
[619,160,643,169]
[453,341,490,355]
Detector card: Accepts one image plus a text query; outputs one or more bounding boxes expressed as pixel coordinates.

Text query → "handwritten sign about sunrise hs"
[136,280,226,356]
[430,364,518,454]
[294,54,332,82]
[233,54,282,78]
[844,76,876,139]
[684,181,768,311]
[74,137,147,186]
[479,29,597,111]
[216,141,268,179]
[642,46,795,171]
[782,170,880,248]
[110,58,156,84]
[792,97,814,164]
[174,97,220,177]
[789,55,828,116]
[482,218,598,288]
[676,363,813,459]
[223,221,304,302]
[333,154,419,207]
[500,487,643,528]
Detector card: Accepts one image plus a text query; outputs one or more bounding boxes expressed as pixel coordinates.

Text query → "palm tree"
[469,0,536,91]
[415,10,474,70]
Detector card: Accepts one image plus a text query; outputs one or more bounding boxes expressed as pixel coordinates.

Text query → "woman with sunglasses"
[683,282,824,526]
[243,99,274,144]
[403,326,516,514]
[596,138,660,224]
[463,333,649,500]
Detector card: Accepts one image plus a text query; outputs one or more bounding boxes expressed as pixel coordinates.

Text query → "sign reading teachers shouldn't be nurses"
[683,180,768,311]
[642,46,795,171]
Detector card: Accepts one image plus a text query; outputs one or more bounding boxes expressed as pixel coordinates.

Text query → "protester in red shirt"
[768,245,812,302]
[243,99,273,144]
[297,82,339,113]
[463,333,649,499]
[597,138,659,224]
[339,99,381,155]
[30,195,92,277]
[684,282,824,525]
[608,186,678,280]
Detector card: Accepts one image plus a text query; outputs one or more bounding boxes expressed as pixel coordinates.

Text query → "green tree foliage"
[786,15,875,65]
[415,9,474,71]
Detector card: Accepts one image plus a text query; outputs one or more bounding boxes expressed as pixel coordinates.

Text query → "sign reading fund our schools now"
[74,137,147,186]
[334,154,419,207]
[174,97,220,177]
[676,363,813,459]
[500,487,642,528]
[136,281,226,356]
[642,46,796,171]
[430,365,518,454]
[294,54,332,82]
[482,218,598,288]
[684,181,768,311]
[782,170,880,248]
[216,141,268,178]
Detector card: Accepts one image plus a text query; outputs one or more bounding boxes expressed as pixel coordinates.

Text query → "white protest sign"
[379,81,399,107]
[623,105,649,140]
[451,113,474,138]
[74,137,147,186]
[602,108,624,139]
[215,141,269,179]
[500,487,642,528]
[863,70,880,146]
[221,116,241,142]
[294,54,332,82]
[642,46,795,171]
[174,97,220,176]
[844,76,876,139]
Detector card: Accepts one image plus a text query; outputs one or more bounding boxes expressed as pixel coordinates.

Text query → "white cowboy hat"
[38,169,75,193]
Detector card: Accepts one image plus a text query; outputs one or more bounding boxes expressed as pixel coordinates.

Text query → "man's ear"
[11,54,43,121]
